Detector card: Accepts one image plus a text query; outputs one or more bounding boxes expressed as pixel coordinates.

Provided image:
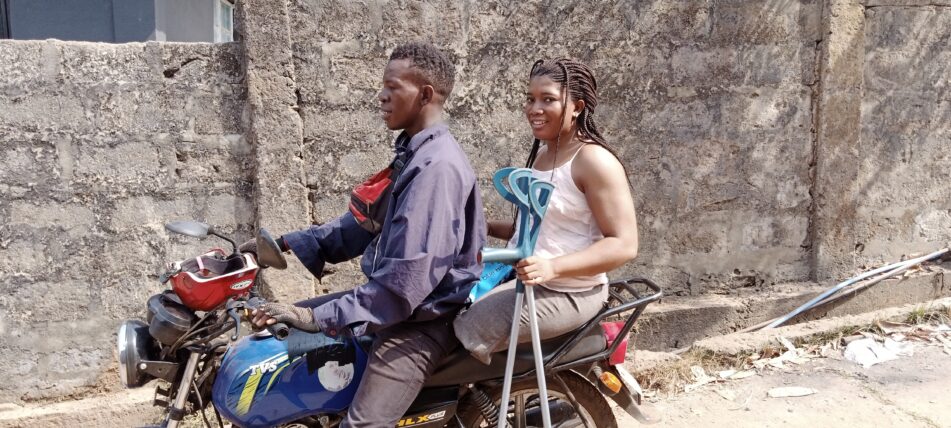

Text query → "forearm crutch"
[481,168,555,428]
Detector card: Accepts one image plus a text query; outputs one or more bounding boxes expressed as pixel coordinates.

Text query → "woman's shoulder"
[576,142,619,163]
[573,143,625,175]
[571,143,627,191]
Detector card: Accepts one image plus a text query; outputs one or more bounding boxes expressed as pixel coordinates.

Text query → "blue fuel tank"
[212,331,369,428]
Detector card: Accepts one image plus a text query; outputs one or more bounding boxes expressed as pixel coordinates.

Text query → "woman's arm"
[516,145,638,286]
[487,219,515,240]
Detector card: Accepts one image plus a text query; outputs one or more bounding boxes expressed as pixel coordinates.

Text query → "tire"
[458,372,617,428]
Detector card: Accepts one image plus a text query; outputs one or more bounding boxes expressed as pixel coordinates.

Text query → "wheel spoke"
[478,382,602,428]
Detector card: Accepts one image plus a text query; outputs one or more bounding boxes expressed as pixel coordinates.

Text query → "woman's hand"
[516,256,557,286]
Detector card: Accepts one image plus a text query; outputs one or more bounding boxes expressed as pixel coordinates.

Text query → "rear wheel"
[459,372,616,428]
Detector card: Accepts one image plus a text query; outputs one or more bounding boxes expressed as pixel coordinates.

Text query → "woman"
[454,58,639,364]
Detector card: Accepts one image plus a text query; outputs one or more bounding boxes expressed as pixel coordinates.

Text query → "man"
[249,42,485,427]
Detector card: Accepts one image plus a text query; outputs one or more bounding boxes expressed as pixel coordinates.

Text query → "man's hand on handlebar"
[251,302,321,333]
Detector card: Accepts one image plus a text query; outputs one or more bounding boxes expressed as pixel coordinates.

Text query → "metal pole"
[764,248,949,329]
[525,285,552,428]
[497,284,525,428]
[743,250,947,332]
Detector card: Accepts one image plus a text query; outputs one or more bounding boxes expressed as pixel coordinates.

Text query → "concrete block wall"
[289,0,821,294]
[0,41,249,402]
[814,1,951,277]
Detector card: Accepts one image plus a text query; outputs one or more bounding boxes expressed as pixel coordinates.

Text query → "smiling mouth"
[530,119,547,127]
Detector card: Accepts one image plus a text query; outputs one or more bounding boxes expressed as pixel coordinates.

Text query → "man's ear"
[420,85,435,106]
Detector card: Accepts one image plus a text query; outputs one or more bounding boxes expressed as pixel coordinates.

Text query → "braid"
[524,59,547,168]
[525,139,541,168]
[549,61,570,178]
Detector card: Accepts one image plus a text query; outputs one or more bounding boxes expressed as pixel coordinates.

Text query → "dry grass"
[634,349,747,393]
[905,304,951,325]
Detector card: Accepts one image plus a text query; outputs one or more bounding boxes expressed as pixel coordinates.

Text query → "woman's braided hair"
[523,58,623,168]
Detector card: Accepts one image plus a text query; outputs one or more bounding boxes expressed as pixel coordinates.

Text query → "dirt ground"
[4,328,949,427]
[613,345,951,428]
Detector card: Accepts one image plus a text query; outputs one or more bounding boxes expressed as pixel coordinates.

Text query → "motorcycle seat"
[424,327,606,387]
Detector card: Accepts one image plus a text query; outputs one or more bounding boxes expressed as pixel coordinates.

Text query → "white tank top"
[509,146,609,292]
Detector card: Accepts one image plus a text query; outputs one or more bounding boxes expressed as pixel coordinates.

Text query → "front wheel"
[458,372,617,428]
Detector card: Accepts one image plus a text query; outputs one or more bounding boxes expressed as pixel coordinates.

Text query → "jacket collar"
[396,123,448,153]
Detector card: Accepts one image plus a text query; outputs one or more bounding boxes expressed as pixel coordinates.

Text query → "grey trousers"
[296,293,459,428]
[453,280,609,365]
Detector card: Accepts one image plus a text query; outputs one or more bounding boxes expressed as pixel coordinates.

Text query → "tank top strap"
[566,143,586,163]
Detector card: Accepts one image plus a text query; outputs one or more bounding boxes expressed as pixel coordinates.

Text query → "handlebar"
[246,297,291,340]
[226,297,292,341]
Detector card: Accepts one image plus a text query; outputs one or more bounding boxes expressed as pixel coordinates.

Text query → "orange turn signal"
[599,371,623,394]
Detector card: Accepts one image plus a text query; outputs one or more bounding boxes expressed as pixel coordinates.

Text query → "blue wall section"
[9,0,119,42]
[113,0,155,42]
[6,0,223,43]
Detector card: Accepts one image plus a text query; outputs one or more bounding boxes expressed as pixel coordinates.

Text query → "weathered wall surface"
[854,5,951,263]
[813,0,951,279]
[289,0,821,294]
[0,40,248,402]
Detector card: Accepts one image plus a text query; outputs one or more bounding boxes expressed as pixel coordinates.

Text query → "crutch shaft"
[525,285,552,428]
[496,285,525,428]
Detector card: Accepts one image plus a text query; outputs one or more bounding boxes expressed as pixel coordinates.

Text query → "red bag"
[349,163,400,233]
[349,136,431,233]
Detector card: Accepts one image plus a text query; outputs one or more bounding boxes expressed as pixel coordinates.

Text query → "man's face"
[379,59,423,131]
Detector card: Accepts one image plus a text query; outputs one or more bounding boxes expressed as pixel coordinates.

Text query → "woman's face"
[523,76,580,142]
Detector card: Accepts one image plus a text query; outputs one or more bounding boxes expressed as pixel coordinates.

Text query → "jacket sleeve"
[309,160,465,336]
[282,212,376,279]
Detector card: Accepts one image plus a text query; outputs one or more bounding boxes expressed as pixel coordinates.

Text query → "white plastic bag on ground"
[844,338,898,368]
[883,337,914,357]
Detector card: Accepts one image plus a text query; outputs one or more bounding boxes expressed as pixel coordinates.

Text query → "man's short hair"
[389,42,455,99]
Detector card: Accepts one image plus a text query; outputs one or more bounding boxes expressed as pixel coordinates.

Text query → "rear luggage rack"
[514,277,662,379]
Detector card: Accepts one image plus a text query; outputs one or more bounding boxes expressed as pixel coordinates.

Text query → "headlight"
[117,319,154,388]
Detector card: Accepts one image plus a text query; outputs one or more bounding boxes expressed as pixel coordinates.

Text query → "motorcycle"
[116,220,662,427]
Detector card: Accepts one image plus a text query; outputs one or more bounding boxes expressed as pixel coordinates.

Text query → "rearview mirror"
[256,228,288,269]
[165,221,212,239]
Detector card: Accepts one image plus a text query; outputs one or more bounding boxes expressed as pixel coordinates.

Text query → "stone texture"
[289,0,822,295]
[814,1,951,279]
[242,0,316,302]
[0,40,249,403]
[635,269,948,351]
[694,294,951,356]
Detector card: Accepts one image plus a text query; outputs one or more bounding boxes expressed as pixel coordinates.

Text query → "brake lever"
[225,300,245,341]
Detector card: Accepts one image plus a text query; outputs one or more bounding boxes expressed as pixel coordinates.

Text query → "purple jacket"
[283,124,486,337]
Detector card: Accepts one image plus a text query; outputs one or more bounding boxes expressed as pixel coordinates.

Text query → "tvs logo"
[249,360,279,376]
[231,279,253,290]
